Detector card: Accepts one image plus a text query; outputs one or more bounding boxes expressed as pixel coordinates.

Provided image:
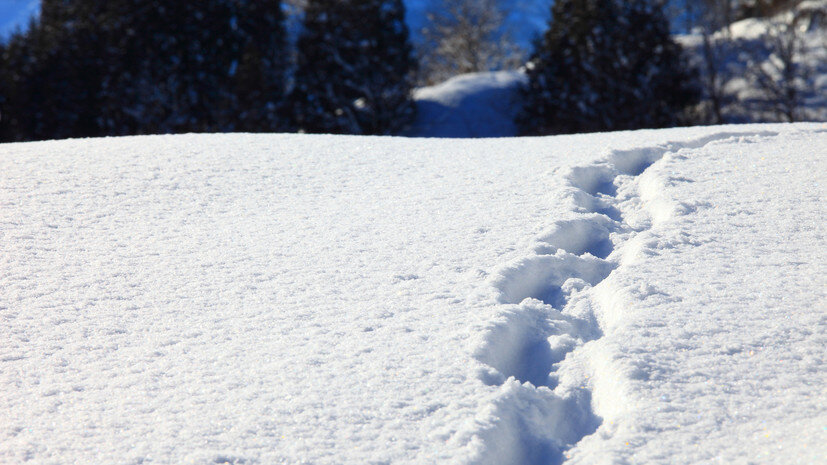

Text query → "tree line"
[0,0,415,141]
[0,0,818,142]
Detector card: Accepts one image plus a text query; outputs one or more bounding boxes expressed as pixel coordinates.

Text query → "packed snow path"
[1,125,825,464]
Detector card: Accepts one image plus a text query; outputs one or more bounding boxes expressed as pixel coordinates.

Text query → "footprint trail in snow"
[464,130,780,465]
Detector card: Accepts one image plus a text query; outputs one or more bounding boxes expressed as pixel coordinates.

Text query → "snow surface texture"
[408,71,526,138]
[1,125,825,464]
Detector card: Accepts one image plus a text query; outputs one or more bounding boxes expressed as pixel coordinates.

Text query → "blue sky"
[0,0,39,38]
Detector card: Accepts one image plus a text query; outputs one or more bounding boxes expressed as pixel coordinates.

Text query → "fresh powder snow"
[1,124,825,464]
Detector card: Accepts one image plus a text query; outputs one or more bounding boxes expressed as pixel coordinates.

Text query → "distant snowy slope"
[679,1,827,123]
[409,71,526,138]
[1,125,825,464]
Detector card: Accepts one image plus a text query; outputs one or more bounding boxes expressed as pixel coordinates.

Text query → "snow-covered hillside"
[412,3,827,139]
[408,71,526,138]
[679,0,827,123]
[1,125,825,464]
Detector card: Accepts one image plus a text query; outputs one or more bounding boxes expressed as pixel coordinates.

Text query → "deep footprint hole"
[591,180,617,197]
[593,205,622,222]
[567,165,618,197]
[608,146,665,176]
[584,237,614,259]
[622,159,654,176]
[516,338,558,389]
[539,285,567,309]
[535,219,616,259]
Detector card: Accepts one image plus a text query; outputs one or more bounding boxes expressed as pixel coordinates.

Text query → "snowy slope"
[408,71,526,138]
[1,124,825,464]
[679,1,827,123]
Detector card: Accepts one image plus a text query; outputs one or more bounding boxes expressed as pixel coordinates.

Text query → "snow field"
[1,125,825,464]
[0,132,631,464]
[581,126,826,465]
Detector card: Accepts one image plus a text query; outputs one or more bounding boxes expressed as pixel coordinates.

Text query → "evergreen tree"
[23,1,108,139]
[291,0,416,135]
[100,0,255,134]
[0,1,101,141]
[518,0,700,135]
[0,24,42,141]
[129,0,289,133]
[234,0,289,132]
[0,0,288,141]
[113,1,241,133]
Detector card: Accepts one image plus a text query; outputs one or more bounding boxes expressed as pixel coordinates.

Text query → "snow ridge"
[462,130,780,464]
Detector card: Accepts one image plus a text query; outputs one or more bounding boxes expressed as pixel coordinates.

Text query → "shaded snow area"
[408,71,526,138]
[679,1,827,123]
[1,125,825,464]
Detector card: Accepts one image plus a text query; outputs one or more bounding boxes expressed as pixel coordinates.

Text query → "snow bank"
[1,124,825,464]
[408,71,526,138]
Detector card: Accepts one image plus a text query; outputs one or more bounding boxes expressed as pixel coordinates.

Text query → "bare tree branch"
[416,0,524,85]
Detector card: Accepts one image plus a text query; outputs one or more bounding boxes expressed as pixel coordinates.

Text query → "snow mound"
[408,71,527,138]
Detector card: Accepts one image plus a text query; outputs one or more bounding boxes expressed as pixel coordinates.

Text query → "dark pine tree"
[291,0,416,135]
[0,0,110,141]
[234,0,289,132]
[100,0,249,134]
[114,0,288,133]
[0,23,41,141]
[517,0,700,135]
[0,0,289,141]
